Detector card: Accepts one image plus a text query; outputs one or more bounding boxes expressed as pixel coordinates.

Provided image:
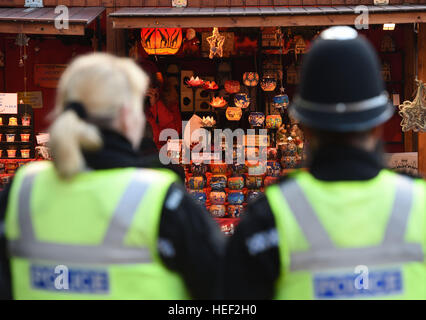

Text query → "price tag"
[36,133,50,145]
[0,93,18,114]
[192,152,221,162]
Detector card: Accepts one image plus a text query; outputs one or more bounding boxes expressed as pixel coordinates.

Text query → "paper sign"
[245,135,268,147]
[36,133,50,145]
[18,91,43,109]
[0,93,18,114]
[385,152,418,175]
[167,139,182,152]
[392,94,400,106]
[34,64,67,88]
[192,152,221,162]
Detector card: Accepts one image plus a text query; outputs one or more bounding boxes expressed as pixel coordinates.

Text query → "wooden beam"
[106,7,126,55]
[0,21,85,35]
[112,11,426,29]
[418,23,426,177]
[403,24,416,153]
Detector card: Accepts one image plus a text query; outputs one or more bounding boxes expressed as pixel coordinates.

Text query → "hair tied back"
[65,101,88,120]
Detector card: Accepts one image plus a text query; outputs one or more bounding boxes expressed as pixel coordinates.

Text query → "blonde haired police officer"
[0,53,223,300]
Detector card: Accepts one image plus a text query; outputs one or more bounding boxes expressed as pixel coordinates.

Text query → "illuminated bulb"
[383,23,395,31]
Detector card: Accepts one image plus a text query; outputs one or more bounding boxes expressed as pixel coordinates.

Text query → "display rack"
[0,104,36,191]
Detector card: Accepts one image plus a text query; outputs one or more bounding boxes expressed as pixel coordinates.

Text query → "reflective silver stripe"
[9,169,154,264]
[293,92,390,113]
[280,176,422,272]
[18,173,38,242]
[102,176,150,246]
[280,180,334,250]
[8,241,152,264]
[383,175,414,244]
[290,243,423,272]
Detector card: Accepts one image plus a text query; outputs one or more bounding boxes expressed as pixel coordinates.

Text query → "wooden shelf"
[0,141,32,144]
[0,126,32,129]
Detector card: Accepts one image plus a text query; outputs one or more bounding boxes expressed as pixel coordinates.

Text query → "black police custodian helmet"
[290,26,394,132]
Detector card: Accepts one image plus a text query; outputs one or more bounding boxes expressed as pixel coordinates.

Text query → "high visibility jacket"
[4,161,189,300]
[265,169,426,300]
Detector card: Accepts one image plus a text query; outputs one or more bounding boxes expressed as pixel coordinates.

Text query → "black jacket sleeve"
[158,183,226,300]
[0,184,12,300]
[223,194,280,300]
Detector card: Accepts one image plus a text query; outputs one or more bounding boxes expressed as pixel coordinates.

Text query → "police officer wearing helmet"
[224,26,426,300]
[0,53,223,300]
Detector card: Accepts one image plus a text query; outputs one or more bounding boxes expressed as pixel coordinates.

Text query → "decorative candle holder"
[210,175,227,191]
[243,72,259,87]
[20,149,30,159]
[20,133,30,142]
[21,114,31,126]
[226,107,242,121]
[228,190,244,205]
[8,117,18,126]
[6,134,15,142]
[7,149,16,158]
[228,205,244,218]
[260,76,277,92]
[224,80,240,94]
[234,93,250,109]
[209,205,226,218]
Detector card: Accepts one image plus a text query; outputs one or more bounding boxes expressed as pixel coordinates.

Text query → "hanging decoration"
[206,27,225,59]
[381,62,392,82]
[399,80,426,132]
[141,28,183,55]
[294,35,307,58]
[243,72,259,87]
[380,34,395,53]
[15,33,29,68]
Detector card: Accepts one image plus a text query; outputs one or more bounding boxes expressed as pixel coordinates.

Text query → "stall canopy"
[110,5,426,28]
[0,7,105,35]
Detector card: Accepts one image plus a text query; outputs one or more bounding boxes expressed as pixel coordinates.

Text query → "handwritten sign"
[18,91,43,109]
[36,133,50,145]
[385,152,418,175]
[0,93,18,114]
[34,64,67,88]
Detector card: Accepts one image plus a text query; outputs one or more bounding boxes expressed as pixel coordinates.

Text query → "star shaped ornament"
[399,80,426,132]
[207,27,225,59]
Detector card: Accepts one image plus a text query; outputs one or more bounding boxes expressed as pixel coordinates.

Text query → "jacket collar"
[307,144,385,181]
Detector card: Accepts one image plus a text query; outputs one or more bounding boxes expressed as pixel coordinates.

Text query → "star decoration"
[206,27,225,59]
[399,80,426,132]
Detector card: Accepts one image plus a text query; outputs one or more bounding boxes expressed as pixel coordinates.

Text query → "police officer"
[0,53,223,299]
[224,26,426,299]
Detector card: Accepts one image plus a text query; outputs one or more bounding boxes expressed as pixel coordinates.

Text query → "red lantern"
[141,28,183,55]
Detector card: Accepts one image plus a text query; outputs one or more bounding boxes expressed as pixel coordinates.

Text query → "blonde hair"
[50,53,149,179]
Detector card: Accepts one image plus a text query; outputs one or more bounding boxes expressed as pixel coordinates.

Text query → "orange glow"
[141,28,183,55]
[210,97,227,108]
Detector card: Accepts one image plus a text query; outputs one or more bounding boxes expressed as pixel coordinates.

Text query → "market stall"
[116,19,425,234]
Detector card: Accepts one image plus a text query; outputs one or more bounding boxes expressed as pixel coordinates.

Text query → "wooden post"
[106,7,126,56]
[418,23,426,177]
[403,24,416,152]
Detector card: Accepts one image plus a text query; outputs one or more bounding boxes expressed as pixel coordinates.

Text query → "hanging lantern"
[141,28,183,55]
[226,107,243,121]
[224,80,240,94]
[243,72,259,87]
[260,76,277,92]
[234,93,250,109]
